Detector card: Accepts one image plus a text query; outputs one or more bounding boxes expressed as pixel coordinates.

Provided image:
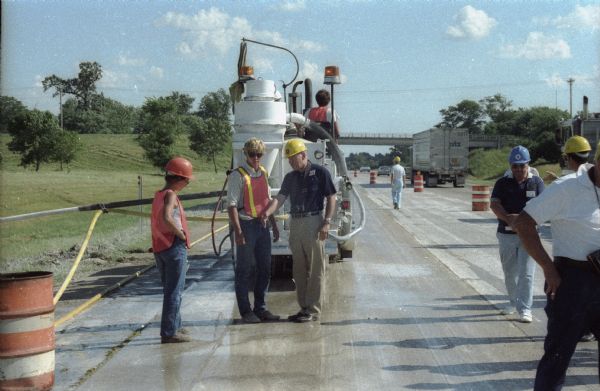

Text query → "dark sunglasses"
[511,163,526,169]
[248,152,263,158]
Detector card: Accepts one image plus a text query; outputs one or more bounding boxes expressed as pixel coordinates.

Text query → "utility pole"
[567,77,575,118]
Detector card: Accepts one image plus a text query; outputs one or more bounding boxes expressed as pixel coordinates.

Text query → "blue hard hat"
[509,145,530,164]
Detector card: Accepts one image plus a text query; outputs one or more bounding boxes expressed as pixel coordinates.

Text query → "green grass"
[0,133,232,272]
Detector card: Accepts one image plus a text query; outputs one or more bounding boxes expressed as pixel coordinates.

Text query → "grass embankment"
[0,133,231,279]
[468,147,560,186]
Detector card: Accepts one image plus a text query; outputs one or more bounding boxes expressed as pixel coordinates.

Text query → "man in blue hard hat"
[490,145,545,323]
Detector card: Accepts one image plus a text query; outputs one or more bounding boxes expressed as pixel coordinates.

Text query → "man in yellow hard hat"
[390,156,406,209]
[514,141,600,389]
[262,138,337,322]
[546,135,592,181]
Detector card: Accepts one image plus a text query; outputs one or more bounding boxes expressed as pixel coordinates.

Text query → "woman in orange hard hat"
[151,157,194,344]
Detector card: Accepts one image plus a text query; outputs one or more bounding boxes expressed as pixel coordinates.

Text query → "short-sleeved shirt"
[524,165,600,261]
[491,174,545,234]
[278,161,336,215]
[391,164,405,182]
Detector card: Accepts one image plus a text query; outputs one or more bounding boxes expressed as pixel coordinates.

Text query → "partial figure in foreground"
[514,142,600,390]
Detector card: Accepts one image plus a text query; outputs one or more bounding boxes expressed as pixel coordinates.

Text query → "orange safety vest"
[237,166,270,218]
[151,189,190,253]
[308,106,339,138]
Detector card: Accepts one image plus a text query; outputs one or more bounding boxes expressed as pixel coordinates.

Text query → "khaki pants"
[289,214,326,316]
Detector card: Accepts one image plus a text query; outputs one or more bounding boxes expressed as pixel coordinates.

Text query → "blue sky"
[2,0,599,152]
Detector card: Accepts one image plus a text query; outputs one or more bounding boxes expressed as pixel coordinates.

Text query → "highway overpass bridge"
[338,132,518,149]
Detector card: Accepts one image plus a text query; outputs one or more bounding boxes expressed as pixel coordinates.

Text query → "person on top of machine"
[304,89,341,142]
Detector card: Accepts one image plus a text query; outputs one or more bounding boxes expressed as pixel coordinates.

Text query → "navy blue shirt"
[279,161,336,214]
[491,175,545,234]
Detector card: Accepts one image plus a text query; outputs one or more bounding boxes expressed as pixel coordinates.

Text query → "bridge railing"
[341,132,413,139]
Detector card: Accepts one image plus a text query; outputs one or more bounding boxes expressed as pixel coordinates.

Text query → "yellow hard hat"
[564,135,591,154]
[284,139,307,158]
[393,156,401,164]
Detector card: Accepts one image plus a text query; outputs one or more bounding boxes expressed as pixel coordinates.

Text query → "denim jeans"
[497,232,536,315]
[154,237,188,337]
[391,180,404,207]
[235,219,272,316]
[534,263,600,390]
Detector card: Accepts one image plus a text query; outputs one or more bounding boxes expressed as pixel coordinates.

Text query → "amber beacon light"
[323,65,340,85]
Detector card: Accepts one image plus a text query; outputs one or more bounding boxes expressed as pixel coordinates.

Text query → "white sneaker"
[519,313,533,323]
[500,307,515,315]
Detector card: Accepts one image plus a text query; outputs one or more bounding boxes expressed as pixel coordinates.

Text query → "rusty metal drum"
[0,271,55,391]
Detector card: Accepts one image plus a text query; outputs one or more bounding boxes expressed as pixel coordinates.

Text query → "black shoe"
[288,311,306,322]
[241,312,261,324]
[581,332,596,342]
[256,310,280,321]
[293,313,314,323]
[161,333,192,344]
[393,202,398,209]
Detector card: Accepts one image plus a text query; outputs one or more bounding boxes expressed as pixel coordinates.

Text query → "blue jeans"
[235,219,272,316]
[497,232,536,315]
[154,237,188,337]
[534,262,600,390]
[391,180,403,207]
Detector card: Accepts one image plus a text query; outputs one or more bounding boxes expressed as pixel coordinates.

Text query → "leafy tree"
[42,61,102,110]
[136,97,182,168]
[479,94,517,135]
[7,110,61,171]
[196,89,231,121]
[0,96,27,133]
[52,130,81,170]
[62,98,106,133]
[189,117,231,172]
[167,92,195,116]
[511,106,568,162]
[437,99,485,134]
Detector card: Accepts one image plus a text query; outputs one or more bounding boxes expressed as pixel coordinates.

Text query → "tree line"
[2,61,572,172]
[1,61,232,172]
[346,94,571,170]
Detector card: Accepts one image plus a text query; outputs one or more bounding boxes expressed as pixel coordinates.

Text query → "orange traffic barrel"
[0,271,55,391]
[369,171,376,184]
[413,172,424,192]
[472,185,491,211]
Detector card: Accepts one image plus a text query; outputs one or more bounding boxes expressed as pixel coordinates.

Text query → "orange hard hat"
[165,157,194,179]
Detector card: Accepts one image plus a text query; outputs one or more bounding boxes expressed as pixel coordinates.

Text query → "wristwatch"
[324,218,331,224]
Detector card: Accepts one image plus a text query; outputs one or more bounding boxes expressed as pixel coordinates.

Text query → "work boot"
[256,310,280,321]
[161,333,192,344]
[242,312,261,324]
[393,202,398,209]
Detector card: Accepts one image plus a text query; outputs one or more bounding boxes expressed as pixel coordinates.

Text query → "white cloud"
[544,70,597,89]
[98,69,130,88]
[446,5,497,40]
[118,53,146,67]
[499,32,571,60]
[276,0,306,12]
[299,61,321,83]
[545,4,600,30]
[157,7,323,59]
[149,66,164,79]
